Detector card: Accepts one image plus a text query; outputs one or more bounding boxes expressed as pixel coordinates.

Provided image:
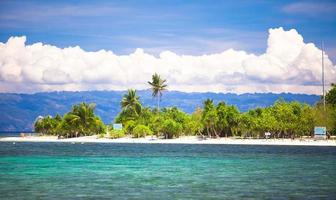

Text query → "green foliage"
[313,104,336,135]
[92,116,106,135]
[110,129,125,139]
[115,90,142,125]
[121,89,142,117]
[114,92,335,139]
[184,109,203,136]
[148,114,164,136]
[34,102,106,138]
[63,102,105,137]
[114,109,134,124]
[34,115,60,135]
[36,84,336,139]
[202,99,219,137]
[161,107,189,134]
[241,107,277,138]
[136,107,154,126]
[162,119,182,139]
[238,113,254,138]
[258,108,277,134]
[124,120,136,135]
[215,102,240,137]
[133,125,153,138]
[296,104,314,136]
[148,73,167,111]
[325,83,336,106]
[239,101,317,138]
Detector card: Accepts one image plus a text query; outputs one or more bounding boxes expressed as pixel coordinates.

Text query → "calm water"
[0,142,335,199]
[0,132,35,137]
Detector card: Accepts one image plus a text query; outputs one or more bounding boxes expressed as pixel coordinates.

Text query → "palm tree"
[34,116,44,134]
[148,73,167,112]
[33,115,59,135]
[68,102,97,137]
[203,98,214,112]
[202,99,219,137]
[121,89,142,116]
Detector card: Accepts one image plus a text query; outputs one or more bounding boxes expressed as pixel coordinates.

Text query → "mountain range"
[0,90,320,131]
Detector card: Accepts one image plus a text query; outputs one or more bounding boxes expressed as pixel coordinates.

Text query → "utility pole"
[321,41,328,139]
[322,41,325,111]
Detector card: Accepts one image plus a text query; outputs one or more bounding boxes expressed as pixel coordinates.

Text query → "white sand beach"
[1,135,336,146]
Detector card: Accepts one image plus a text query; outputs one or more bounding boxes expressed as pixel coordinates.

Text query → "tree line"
[34,102,105,138]
[34,74,336,139]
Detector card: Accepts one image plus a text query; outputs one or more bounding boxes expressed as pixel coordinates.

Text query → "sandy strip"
[1,136,336,146]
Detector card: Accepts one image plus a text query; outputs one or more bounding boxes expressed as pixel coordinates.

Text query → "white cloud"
[0,27,335,94]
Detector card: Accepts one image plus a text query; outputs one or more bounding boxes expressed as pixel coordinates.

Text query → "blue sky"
[0,0,336,94]
[1,0,335,59]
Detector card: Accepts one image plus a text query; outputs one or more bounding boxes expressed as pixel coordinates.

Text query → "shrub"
[184,120,198,136]
[148,115,164,136]
[124,120,136,135]
[133,125,153,138]
[110,129,125,139]
[162,119,182,139]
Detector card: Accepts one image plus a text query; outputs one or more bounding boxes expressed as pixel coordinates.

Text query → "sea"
[0,142,335,199]
[0,132,36,137]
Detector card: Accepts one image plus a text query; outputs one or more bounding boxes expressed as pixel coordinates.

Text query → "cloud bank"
[0,27,335,94]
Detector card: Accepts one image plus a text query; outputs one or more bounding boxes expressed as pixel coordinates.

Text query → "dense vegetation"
[0,90,319,131]
[115,96,336,139]
[34,74,336,138]
[34,102,105,138]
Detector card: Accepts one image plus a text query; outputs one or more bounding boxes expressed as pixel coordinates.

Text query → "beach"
[1,135,336,146]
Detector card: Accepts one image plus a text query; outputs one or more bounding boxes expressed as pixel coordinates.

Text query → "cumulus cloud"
[0,27,335,94]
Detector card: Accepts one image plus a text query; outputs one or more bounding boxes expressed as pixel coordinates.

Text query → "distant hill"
[0,90,320,131]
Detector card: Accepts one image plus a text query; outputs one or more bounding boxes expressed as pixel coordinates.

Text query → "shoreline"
[1,136,336,146]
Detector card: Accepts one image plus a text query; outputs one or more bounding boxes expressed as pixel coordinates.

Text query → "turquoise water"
[0,143,335,199]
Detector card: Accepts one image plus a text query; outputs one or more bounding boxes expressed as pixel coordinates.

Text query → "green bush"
[124,120,136,135]
[148,115,164,136]
[133,125,153,138]
[184,117,202,136]
[162,119,182,139]
[110,129,125,139]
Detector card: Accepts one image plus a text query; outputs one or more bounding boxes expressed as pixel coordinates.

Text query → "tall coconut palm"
[148,73,167,112]
[121,89,142,116]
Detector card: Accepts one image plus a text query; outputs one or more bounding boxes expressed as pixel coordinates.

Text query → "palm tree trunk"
[157,96,160,112]
[212,126,219,138]
[206,126,210,138]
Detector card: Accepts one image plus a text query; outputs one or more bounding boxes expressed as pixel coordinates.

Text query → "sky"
[0,0,335,94]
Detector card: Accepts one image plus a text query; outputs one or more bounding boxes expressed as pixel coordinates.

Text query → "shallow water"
[0,142,335,199]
